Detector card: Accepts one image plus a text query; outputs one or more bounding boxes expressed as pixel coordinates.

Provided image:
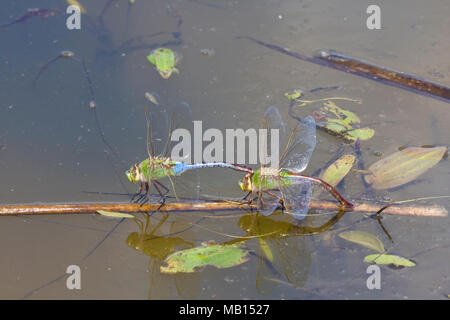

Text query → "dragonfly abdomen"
[173,162,252,175]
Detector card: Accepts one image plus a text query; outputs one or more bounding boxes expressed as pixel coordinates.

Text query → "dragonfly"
[125,93,251,203]
[238,106,353,220]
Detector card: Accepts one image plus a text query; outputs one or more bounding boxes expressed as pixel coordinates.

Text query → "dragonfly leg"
[257,191,265,210]
[131,181,145,202]
[137,182,151,205]
[263,190,284,210]
[246,190,257,205]
[154,180,169,195]
[152,181,167,204]
[242,191,252,201]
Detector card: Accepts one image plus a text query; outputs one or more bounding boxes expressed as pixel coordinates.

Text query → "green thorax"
[252,168,294,190]
[139,157,177,180]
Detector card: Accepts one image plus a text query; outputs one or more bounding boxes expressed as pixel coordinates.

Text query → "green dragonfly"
[238,106,353,220]
[126,93,250,203]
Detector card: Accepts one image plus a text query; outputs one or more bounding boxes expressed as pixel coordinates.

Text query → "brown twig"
[0,200,446,217]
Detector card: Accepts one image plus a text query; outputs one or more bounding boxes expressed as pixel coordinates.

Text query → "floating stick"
[316,50,450,102]
[0,200,447,217]
[238,36,450,103]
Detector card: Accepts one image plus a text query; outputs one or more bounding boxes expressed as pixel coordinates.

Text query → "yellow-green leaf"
[67,0,87,13]
[97,210,134,218]
[284,89,303,101]
[364,146,447,190]
[160,243,250,274]
[339,230,385,253]
[364,254,415,267]
[344,127,375,142]
[321,155,356,187]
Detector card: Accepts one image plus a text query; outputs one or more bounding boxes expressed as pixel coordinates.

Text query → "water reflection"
[126,212,200,299]
[126,207,346,298]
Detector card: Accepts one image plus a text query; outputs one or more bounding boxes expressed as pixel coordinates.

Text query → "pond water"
[0,0,448,299]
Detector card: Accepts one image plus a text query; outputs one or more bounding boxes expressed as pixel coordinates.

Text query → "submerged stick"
[238,36,450,103]
[316,50,450,102]
[0,200,446,217]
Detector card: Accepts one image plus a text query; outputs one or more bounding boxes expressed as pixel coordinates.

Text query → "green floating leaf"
[284,89,303,101]
[160,243,250,274]
[339,230,385,253]
[321,154,356,187]
[97,210,134,219]
[315,101,374,142]
[345,127,375,142]
[364,254,416,267]
[364,146,447,190]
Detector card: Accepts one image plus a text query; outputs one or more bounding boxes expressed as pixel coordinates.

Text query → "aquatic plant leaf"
[339,230,385,253]
[67,0,86,13]
[323,121,347,133]
[284,89,303,101]
[146,53,156,65]
[364,146,447,190]
[160,243,250,274]
[321,155,356,187]
[323,100,360,126]
[364,254,415,267]
[345,128,375,142]
[145,92,160,105]
[96,210,134,218]
[313,101,374,142]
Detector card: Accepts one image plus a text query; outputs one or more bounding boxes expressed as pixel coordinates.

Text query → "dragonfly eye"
[238,176,252,192]
[125,166,139,183]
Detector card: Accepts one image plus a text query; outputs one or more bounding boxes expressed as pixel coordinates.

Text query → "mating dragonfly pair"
[125,96,353,221]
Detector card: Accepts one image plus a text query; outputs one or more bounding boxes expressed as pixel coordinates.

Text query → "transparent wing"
[261,106,286,169]
[258,192,280,216]
[279,177,313,221]
[145,92,168,158]
[276,235,311,288]
[280,115,316,173]
[164,100,192,161]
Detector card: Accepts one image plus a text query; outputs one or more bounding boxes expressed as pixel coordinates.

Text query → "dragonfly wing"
[261,106,286,168]
[280,177,313,221]
[165,101,193,161]
[145,95,168,157]
[281,115,316,173]
[276,235,311,288]
[263,106,286,140]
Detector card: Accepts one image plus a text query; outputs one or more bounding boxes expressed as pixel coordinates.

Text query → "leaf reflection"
[126,213,200,299]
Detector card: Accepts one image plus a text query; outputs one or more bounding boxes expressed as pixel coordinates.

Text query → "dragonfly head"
[125,165,140,183]
[238,173,253,192]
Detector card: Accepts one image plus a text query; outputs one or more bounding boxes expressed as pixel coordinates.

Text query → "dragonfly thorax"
[125,157,179,184]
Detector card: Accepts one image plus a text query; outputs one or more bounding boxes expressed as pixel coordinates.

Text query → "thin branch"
[0,200,447,217]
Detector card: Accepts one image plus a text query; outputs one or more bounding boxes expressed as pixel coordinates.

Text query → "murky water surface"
[0,0,448,299]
